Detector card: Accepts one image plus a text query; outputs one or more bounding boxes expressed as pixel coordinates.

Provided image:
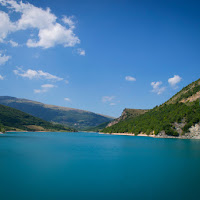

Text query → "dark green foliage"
[0,96,113,130]
[85,121,111,132]
[103,100,200,136]
[0,104,76,132]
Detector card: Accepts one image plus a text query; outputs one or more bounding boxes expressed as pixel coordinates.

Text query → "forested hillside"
[103,79,200,138]
[0,104,76,132]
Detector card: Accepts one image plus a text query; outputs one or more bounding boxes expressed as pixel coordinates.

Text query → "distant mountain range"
[0,104,76,132]
[0,96,114,130]
[103,78,200,139]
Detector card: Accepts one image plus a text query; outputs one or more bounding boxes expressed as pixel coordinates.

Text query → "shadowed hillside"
[0,104,76,132]
[0,96,114,130]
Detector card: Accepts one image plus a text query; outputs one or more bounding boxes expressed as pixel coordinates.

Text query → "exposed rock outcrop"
[107,108,147,127]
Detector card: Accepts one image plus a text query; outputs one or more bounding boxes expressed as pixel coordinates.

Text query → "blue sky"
[0,0,200,117]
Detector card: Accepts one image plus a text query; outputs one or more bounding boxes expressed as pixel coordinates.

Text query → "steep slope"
[106,108,148,127]
[0,96,114,130]
[103,79,200,138]
[166,78,200,104]
[0,104,76,132]
[84,109,147,132]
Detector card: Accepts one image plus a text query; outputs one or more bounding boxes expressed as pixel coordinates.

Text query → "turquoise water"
[0,132,200,200]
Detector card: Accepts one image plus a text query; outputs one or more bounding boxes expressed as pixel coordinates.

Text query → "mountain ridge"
[0,104,76,132]
[0,96,114,130]
[106,108,148,127]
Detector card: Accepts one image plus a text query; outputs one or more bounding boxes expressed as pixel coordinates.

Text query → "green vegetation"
[103,101,200,136]
[0,104,76,132]
[120,108,148,119]
[85,109,147,132]
[166,78,200,104]
[103,79,200,136]
[0,96,114,130]
[85,121,111,132]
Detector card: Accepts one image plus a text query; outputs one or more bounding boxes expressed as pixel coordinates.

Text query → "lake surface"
[0,132,200,200]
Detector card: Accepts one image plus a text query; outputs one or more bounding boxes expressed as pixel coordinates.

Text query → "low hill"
[0,104,76,132]
[0,96,114,130]
[103,79,200,139]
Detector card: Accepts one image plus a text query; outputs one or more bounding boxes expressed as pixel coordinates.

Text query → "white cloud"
[42,84,55,88]
[34,89,42,93]
[13,68,63,81]
[168,75,182,88]
[0,11,15,42]
[62,16,75,29]
[34,84,56,93]
[26,23,80,49]
[64,97,71,102]
[110,103,116,106]
[125,76,136,82]
[0,0,80,48]
[0,53,11,65]
[102,96,115,103]
[0,74,4,80]
[9,40,18,47]
[151,81,166,95]
[77,48,85,56]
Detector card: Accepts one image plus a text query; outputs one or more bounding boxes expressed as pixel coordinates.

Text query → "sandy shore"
[100,132,155,137]
[100,132,200,139]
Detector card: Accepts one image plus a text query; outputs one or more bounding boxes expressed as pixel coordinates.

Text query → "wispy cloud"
[64,97,71,102]
[0,74,4,80]
[77,48,85,56]
[0,0,80,49]
[102,96,115,103]
[62,16,75,29]
[125,76,136,82]
[65,80,69,84]
[168,75,182,88]
[102,96,118,106]
[13,68,63,81]
[34,84,56,93]
[151,81,166,95]
[9,40,18,47]
[0,53,11,65]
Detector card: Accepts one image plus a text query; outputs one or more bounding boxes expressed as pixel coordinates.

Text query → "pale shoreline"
[99,132,155,137]
[99,132,200,139]
[1,131,199,139]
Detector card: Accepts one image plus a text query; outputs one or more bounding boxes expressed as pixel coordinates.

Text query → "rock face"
[180,91,200,103]
[166,79,200,104]
[189,124,200,137]
[106,108,148,127]
[173,121,186,135]
[155,123,200,139]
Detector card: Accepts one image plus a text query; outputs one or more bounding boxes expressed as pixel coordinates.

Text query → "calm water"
[0,132,200,200]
